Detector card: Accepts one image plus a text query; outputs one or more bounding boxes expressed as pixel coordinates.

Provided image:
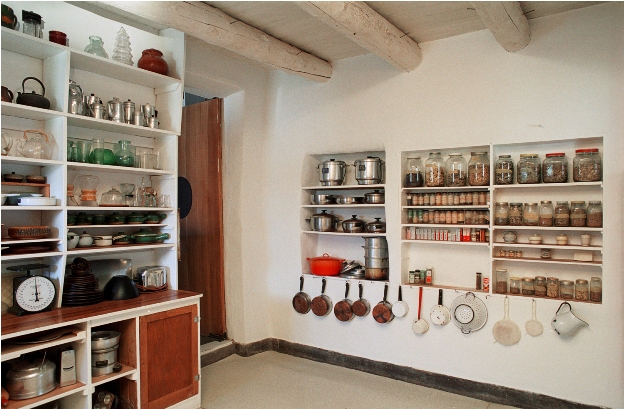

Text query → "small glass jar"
[517,154,541,184]
[509,277,521,294]
[468,152,490,186]
[547,277,560,298]
[464,210,473,225]
[495,154,514,185]
[494,202,510,225]
[554,201,570,227]
[495,269,508,294]
[457,211,465,224]
[523,203,539,226]
[535,276,547,297]
[540,248,552,259]
[522,277,535,295]
[586,201,603,227]
[404,157,424,187]
[445,153,467,186]
[575,279,589,301]
[570,201,587,227]
[560,280,575,299]
[509,203,523,226]
[573,148,601,182]
[425,152,445,187]
[590,277,602,302]
[539,200,554,227]
[542,153,568,183]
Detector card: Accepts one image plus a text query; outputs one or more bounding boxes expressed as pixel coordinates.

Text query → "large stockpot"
[364,257,389,268]
[363,236,388,248]
[318,159,347,186]
[362,246,389,258]
[6,357,57,400]
[92,344,118,368]
[307,210,340,232]
[342,215,366,233]
[364,190,385,204]
[365,267,388,280]
[91,330,121,350]
[354,156,384,185]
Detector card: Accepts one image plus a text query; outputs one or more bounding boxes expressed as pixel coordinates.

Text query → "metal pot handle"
[21,76,45,96]
[344,281,350,299]
[383,283,388,302]
[300,276,305,292]
[321,278,327,294]
[359,283,364,299]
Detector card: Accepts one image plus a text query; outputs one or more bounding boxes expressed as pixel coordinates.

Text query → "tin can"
[483,277,490,292]
[425,267,433,285]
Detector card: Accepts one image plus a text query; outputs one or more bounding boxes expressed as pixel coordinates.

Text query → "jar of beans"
[586,201,602,227]
[425,152,445,187]
[522,277,535,295]
[547,277,560,298]
[554,201,570,227]
[573,148,601,182]
[509,277,521,294]
[445,153,467,186]
[523,203,539,226]
[575,279,589,301]
[468,152,490,186]
[509,203,523,226]
[535,276,547,297]
[570,201,587,227]
[404,157,425,187]
[590,277,602,302]
[542,153,568,183]
[496,269,508,294]
[494,202,510,225]
[517,154,541,184]
[539,201,554,226]
[495,155,514,185]
[560,280,575,299]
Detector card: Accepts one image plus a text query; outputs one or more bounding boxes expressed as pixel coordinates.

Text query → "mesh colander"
[450,292,488,334]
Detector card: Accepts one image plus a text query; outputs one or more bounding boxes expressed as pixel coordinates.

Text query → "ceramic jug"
[551,302,588,337]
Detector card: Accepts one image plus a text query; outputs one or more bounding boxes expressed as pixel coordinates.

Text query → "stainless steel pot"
[310,193,335,205]
[336,196,364,205]
[91,330,121,350]
[365,267,389,280]
[6,357,57,400]
[364,190,385,204]
[307,210,339,232]
[354,156,384,185]
[92,344,118,368]
[342,215,366,233]
[318,159,346,186]
[92,361,122,377]
[362,246,389,258]
[364,257,389,268]
[365,218,386,233]
[363,237,388,248]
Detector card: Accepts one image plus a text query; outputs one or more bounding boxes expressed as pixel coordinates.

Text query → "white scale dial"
[15,276,56,312]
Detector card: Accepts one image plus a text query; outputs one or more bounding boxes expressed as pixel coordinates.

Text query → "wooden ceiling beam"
[470,1,530,52]
[298,1,422,72]
[99,1,333,82]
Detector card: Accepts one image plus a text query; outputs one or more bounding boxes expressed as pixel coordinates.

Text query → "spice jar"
[547,277,560,298]
[570,201,587,227]
[517,154,541,184]
[560,280,575,299]
[542,153,568,183]
[523,203,539,226]
[522,277,535,295]
[586,201,602,227]
[495,269,508,294]
[404,157,424,187]
[445,153,467,186]
[573,148,601,182]
[535,276,547,297]
[425,152,445,187]
[494,202,510,225]
[509,277,521,294]
[468,152,490,186]
[495,154,514,185]
[554,201,570,227]
[539,200,554,226]
[509,203,523,226]
[590,277,602,302]
[540,248,551,259]
[575,279,589,301]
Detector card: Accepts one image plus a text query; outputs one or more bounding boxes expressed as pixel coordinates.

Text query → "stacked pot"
[363,237,388,280]
[91,331,122,376]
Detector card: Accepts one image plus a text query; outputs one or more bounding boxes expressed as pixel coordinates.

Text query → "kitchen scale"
[7,263,56,316]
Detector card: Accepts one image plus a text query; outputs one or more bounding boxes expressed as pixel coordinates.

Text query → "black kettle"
[16,77,50,109]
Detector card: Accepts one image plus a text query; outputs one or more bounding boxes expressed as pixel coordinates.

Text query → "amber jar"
[138,48,169,75]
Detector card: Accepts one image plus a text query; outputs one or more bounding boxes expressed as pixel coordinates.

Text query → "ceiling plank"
[470,1,530,52]
[298,1,422,72]
[99,1,332,82]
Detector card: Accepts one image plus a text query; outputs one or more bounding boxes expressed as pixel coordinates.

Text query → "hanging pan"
[412,287,429,334]
[292,276,311,314]
[352,283,371,317]
[372,283,394,324]
[430,289,450,326]
[450,292,488,334]
[311,278,333,317]
[334,282,354,322]
[492,296,521,346]
[391,285,409,317]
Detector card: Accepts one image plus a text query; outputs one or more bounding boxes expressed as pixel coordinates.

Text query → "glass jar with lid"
[535,276,547,297]
[445,154,467,186]
[547,277,560,298]
[425,152,445,187]
[573,148,601,182]
[522,277,535,295]
[495,155,514,185]
[539,200,554,227]
[468,152,490,186]
[523,203,539,226]
[560,280,575,299]
[494,202,510,225]
[404,157,424,187]
[100,186,125,206]
[586,201,602,227]
[542,153,568,183]
[509,203,523,226]
[590,277,602,302]
[570,201,587,227]
[509,277,521,294]
[575,279,589,301]
[495,269,508,294]
[554,201,570,227]
[517,154,541,184]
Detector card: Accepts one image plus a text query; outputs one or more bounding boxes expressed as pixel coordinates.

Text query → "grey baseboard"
[201,337,606,409]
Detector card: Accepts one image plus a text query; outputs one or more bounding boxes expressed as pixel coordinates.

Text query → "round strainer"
[450,292,488,334]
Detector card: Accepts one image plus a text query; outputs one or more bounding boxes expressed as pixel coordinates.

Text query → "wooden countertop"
[1,290,201,338]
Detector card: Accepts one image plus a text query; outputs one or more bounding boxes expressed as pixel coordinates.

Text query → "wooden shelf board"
[0,154,64,166]
[66,162,173,176]
[492,257,602,266]
[402,205,489,209]
[1,238,60,245]
[491,226,603,232]
[68,224,167,229]
[401,186,489,192]
[402,240,488,246]
[92,364,137,387]
[1,328,85,362]
[302,231,386,237]
[1,251,63,261]
[492,181,602,189]
[492,242,602,251]
[1,182,49,188]
[488,292,601,304]
[301,184,385,191]
[402,224,488,228]
[67,243,175,255]
[402,283,488,293]
[1,27,67,59]
[67,114,178,138]
[4,382,86,409]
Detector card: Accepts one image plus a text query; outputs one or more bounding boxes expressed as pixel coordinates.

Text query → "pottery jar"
[67,231,79,249]
[78,231,93,247]
[138,49,169,75]
[106,212,126,225]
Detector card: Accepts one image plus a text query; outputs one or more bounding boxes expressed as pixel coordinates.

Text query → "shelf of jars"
[67,162,174,176]
[491,226,603,232]
[492,257,601,267]
[402,186,489,192]
[401,239,488,246]
[401,283,489,293]
[403,205,489,210]
[0,155,65,166]
[69,206,174,212]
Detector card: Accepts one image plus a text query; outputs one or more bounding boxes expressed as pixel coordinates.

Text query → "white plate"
[17,197,57,206]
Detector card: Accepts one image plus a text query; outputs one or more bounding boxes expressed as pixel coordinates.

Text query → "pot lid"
[312,210,336,217]
[132,228,159,237]
[355,156,382,162]
[11,358,55,373]
[366,218,385,227]
[319,159,346,165]
[307,253,345,262]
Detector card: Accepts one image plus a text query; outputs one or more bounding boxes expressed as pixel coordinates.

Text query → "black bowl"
[103,275,139,300]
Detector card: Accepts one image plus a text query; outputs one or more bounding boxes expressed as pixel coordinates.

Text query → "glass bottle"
[84,35,109,58]
[495,269,508,294]
[586,201,602,227]
[509,277,521,294]
[114,140,135,167]
[468,152,490,186]
[575,279,589,301]
[554,201,570,227]
[425,152,445,187]
[547,277,559,298]
[590,277,602,302]
[509,203,523,226]
[570,201,587,227]
[521,277,535,295]
[445,153,467,186]
[404,157,424,187]
[573,148,601,182]
[560,280,575,299]
[542,153,568,183]
[523,203,539,226]
[494,202,510,225]
[517,154,541,184]
[534,276,547,297]
[539,200,554,226]
[495,154,514,185]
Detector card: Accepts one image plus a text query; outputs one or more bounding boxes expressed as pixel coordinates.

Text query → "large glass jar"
[570,201,587,227]
[425,152,445,187]
[573,148,601,182]
[445,154,467,186]
[554,201,570,227]
[539,200,554,227]
[522,277,535,295]
[509,203,523,226]
[114,140,135,167]
[404,157,424,187]
[590,277,602,302]
[586,201,602,227]
[468,151,490,186]
[494,202,509,225]
[535,276,547,297]
[495,155,514,185]
[509,277,521,294]
[523,203,539,226]
[517,154,541,184]
[542,153,568,183]
[495,269,508,294]
[575,279,589,301]
[560,280,575,299]
[547,277,559,298]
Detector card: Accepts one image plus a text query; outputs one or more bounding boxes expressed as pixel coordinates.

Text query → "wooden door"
[178,98,226,337]
[139,304,199,409]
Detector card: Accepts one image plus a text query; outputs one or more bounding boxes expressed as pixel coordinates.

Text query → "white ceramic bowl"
[94,236,113,247]
[17,197,57,206]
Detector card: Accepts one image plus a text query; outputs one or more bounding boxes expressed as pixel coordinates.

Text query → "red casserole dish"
[307,253,345,276]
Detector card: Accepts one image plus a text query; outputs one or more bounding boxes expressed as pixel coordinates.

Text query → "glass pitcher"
[84,35,108,58]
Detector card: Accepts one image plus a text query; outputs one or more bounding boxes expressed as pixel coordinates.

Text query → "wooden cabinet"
[139,305,199,409]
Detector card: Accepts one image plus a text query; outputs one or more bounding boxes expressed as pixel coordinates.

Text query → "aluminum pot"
[364,190,385,204]
[362,246,389,258]
[336,196,364,205]
[310,193,335,205]
[364,257,389,268]
[354,156,384,185]
[6,357,57,400]
[318,159,346,186]
[92,344,119,368]
[307,210,339,232]
[365,218,386,233]
[91,330,121,350]
[365,267,389,281]
[342,215,366,233]
[363,236,388,248]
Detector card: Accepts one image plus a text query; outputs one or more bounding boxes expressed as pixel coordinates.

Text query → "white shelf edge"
[1,101,65,121]
[492,181,602,189]
[302,273,388,284]
[492,257,602,267]
[1,251,63,260]
[401,186,489,192]
[67,243,175,255]
[492,242,602,251]
[301,204,385,208]
[1,206,62,211]
[402,205,489,209]
[302,231,387,237]
[68,224,167,229]
[491,226,603,232]
[1,329,86,362]
[91,365,137,387]
[1,238,61,245]
[68,207,174,212]
[402,224,489,228]
[67,114,178,138]
[0,155,65,166]
[66,162,174,176]
[401,240,489,246]
[301,184,385,190]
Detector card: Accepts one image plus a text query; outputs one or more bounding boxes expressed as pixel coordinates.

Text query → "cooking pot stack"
[363,237,388,280]
[91,330,122,376]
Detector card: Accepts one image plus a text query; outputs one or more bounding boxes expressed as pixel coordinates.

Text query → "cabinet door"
[139,304,199,409]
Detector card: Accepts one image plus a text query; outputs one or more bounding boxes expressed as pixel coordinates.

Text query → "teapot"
[78,231,93,247]
[107,97,124,122]
[67,230,79,249]
[15,77,50,109]
[68,80,84,115]
[551,302,588,337]
[16,130,52,159]
[1,132,12,156]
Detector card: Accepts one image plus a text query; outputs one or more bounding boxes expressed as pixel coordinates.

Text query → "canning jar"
[404,157,424,187]
[522,277,535,295]
[547,277,560,298]
[517,154,541,184]
[509,203,523,226]
[535,276,547,297]
[445,153,467,186]
[494,202,510,225]
[554,201,570,227]
[523,203,539,226]
[468,152,490,186]
[425,152,445,187]
[586,201,602,227]
[575,279,589,301]
[573,148,601,182]
[542,153,568,183]
[560,280,575,299]
[539,200,554,227]
[509,277,521,294]
[496,269,508,293]
[590,277,602,302]
[495,154,514,185]
[570,201,587,227]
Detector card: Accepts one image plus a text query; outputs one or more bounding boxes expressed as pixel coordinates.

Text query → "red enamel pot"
[307,253,345,276]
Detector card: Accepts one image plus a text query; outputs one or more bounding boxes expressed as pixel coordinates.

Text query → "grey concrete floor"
[201,351,517,409]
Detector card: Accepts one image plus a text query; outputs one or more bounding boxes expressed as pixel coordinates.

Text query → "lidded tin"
[354,156,384,185]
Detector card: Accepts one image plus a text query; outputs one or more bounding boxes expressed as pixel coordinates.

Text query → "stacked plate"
[62,259,105,306]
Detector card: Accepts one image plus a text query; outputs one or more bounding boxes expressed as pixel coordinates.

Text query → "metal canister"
[123,99,135,124]
[133,111,144,126]
[147,116,159,129]
[318,159,347,186]
[354,156,384,185]
[91,102,106,119]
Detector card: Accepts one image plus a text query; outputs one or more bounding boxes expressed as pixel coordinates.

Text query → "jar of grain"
[575,279,589,301]
[586,201,603,227]
[425,151,446,187]
[494,202,509,225]
[535,276,547,297]
[573,148,601,182]
[423,193,430,205]
[457,211,465,224]
[554,201,570,227]
[445,153,467,186]
[509,203,523,226]
[570,201,587,227]
[509,277,521,294]
[522,277,535,295]
[523,203,539,226]
[435,192,442,206]
[468,152,490,186]
[560,280,575,299]
[495,154,514,185]
[547,277,560,298]
[517,154,541,184]
[539,201,554,226]
[404,157,425,187]
[590,277,602,302]
[542,153,568,183]
[496,269,508,294]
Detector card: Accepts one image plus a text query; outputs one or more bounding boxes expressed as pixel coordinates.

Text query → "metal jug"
[84,93,101,117]
[107,97,124,122]
[68,80,84,115]
[123,99,135,124]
